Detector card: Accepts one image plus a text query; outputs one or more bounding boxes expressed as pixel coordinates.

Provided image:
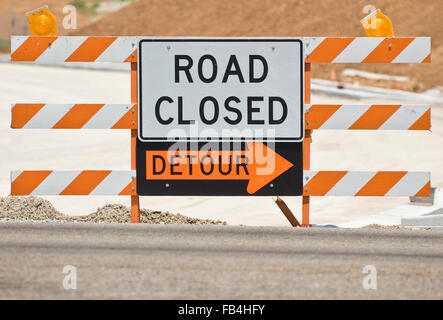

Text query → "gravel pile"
[66,204,226,225]
[0,196,62,220]
[0,196,226,225]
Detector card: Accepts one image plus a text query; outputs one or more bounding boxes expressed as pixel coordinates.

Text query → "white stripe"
[303,171,318,185]
[11,171,23,183]
[23,104,74,128]
[11,36,28,54]
[326,172,376,196]
[95,37,138,62]
[305,37,325,57]
[333,38,384,63]
[35,37,87,63]
[83,104,133,128]
[392,38,430,63]
[378,105,429,130]
[90,171,135,195]
[31,171,79,195]
[385,172,430,196]
[319,105,371,129]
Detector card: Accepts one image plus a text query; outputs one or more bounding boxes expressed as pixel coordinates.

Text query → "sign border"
[137,38,305,142]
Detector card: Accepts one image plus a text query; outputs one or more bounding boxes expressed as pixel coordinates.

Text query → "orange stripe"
[11,36,58,61]
[11,103,46,128]
[112,105,137,129]
[66,37,117,62]
[355,172,407,196]
[11,171,52,195]
[119,179,136,195]
[52,104,104,128]
[421,54,431,63]
[414,181,430,197]
[409,109,431,130]
[306,38,354,63]
[124,49,137,62]
[303,171,347,196]
[60,171,111,195]
[306,105,341,129]
[362,38,414,63]
[349,105,400,129]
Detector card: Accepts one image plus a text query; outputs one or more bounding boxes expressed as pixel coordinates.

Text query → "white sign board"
[138,38,304,142]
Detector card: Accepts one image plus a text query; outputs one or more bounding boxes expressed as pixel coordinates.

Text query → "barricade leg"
[302,63,311,227]
[131,62,140,223]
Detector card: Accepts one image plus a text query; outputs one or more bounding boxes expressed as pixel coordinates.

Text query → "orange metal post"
[302,63,311,227]
[131,62,140,223]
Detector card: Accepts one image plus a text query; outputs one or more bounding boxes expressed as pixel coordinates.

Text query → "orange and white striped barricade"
[10,36,431,225]
[11,36,430,64]
[11,104,137,129]
[11,171,136,196]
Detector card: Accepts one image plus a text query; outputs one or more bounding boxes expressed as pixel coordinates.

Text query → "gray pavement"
[1,221,443,299]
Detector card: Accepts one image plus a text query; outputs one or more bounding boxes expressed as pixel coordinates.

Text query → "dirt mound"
[0,196,226,225]
[66,203,226,224]
[0,196,62,220]
[73,0,442,92]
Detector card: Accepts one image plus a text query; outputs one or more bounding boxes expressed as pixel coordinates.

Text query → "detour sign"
[146,142,294,194]
[136,141,302,196]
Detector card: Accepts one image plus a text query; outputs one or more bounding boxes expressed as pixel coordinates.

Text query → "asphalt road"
[1,222,443,299]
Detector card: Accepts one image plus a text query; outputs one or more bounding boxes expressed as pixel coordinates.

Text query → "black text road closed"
[137,39,304,142]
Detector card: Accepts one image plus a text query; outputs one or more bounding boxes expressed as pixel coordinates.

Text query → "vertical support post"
[302,62,311,227]
[131,62,140,223]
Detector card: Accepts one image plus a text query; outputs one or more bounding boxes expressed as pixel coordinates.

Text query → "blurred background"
[1,0,442,92]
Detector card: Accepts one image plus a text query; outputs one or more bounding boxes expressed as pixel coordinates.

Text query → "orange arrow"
[146,142,294,194]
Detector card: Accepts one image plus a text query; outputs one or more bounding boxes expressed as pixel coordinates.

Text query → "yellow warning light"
[26,5,57,36]
[361,9,394,37]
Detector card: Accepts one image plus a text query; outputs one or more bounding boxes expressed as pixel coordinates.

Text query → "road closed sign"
[138,38,304,142]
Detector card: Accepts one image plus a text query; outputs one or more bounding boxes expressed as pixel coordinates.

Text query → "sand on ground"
[0,63,442,226]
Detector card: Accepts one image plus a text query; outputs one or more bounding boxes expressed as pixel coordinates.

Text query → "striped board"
[11,36,431,64]
[11,170,137,195]
[10,171,429,197]
[305,37,431,63]
[12,103,430,131]
[303,171,430,197]
[305,104,430,130]
[11,104,137,129]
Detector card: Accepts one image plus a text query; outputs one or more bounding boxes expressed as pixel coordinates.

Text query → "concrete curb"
[402,214,443,227]
[339,189,443,228]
